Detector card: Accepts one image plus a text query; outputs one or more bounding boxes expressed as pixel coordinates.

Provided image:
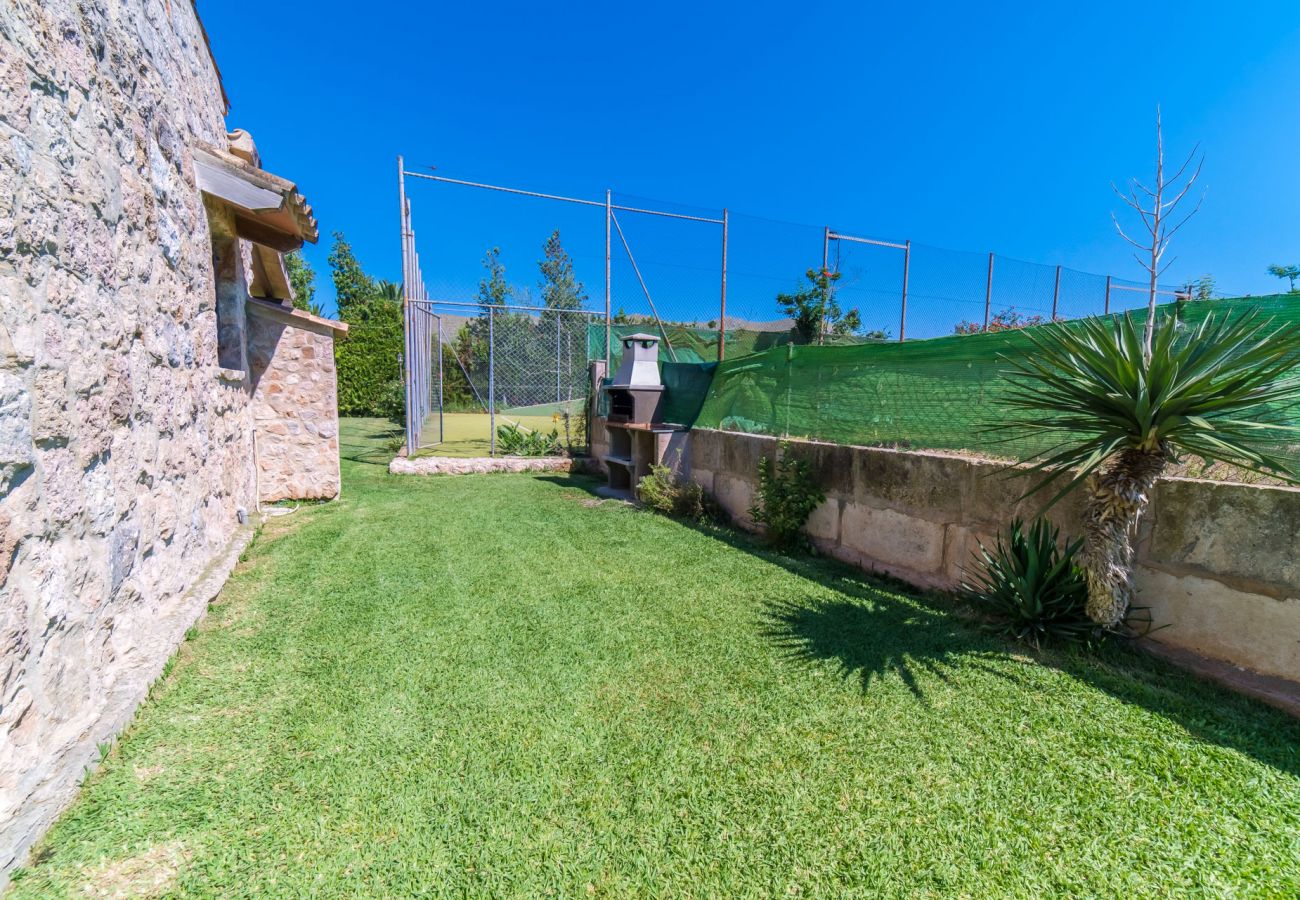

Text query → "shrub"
[496,422,563,457]
[379,380,405,426]
[381,432,406,456]
[335,299,404,417]
[750,443,825,551]
[636,464,716,521]
[960,517,1094,647]
[555,408,589,456]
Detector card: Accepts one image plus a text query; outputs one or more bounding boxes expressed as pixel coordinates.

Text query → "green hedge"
[336,300,404,419]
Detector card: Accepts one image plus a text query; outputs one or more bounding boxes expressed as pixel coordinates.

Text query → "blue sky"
[202,1,1300,335]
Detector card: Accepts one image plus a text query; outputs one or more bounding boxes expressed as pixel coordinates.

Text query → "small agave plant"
[961,518,1093,647]
[1000,308,1300,627]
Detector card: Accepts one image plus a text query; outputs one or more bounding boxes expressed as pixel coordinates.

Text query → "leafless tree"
[1111,107,1205,356]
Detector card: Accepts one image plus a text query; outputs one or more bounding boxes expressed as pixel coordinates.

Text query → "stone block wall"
[686,429,1300,685]
[0,0,279,880]
[248,301,342,502]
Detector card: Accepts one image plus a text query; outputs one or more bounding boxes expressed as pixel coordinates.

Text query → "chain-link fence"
[397,160,1218,455]
[407,301,597,457]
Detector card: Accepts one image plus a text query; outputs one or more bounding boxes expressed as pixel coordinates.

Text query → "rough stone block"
[721,431,779,482]
[942,525,996,589]
[840,502,946,576]
[852,448,968,521]
[782,439,856,499]
[689,466,715,494]
[1136,566,1300,683]
[963,457,1085,537]
[714,473,757,528]
[805,498,841,543]
[1144,478,1300,595]
[687,428,722,470]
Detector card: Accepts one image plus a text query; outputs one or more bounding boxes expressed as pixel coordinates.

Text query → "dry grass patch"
[78,841,190,899]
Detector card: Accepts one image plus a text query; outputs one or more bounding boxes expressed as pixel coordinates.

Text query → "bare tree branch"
[1160,158,1205,216]
[1111,213,1150,252]
[1110,107,1205,357]
[1162,191,1206,243]
[1130,178,1158,199]
[1164,144,1202,188]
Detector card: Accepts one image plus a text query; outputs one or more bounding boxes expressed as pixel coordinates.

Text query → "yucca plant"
[1000,308,1300,627]
[961,518,1093,647]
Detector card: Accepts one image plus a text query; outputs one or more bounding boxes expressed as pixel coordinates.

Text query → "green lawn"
[12,418,1299,897]
[414,410,579,458]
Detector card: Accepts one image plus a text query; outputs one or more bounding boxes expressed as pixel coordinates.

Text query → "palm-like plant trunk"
[1080,446,1168,627]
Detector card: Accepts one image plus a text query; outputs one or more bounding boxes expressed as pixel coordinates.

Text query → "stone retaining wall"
[683,428,1300,685]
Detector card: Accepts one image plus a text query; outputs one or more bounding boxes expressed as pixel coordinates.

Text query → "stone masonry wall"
[685,428,1300,685]
[248,302,342,502]
[0,0,252,878]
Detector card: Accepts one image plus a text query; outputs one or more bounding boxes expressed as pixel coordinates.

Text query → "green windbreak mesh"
[660,361,717,427]
[592,363,718,428]
[589,323,869,367]
[692,294,1300,463]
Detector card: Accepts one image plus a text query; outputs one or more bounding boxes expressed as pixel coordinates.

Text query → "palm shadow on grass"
[751,534,1300,777]
[541,473,1006,703]
[759,591,1004,703]
[535,472,1300,776]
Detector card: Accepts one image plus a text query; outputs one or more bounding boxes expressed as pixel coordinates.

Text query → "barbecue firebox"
[600,333,686,494]
[604,332,665,423]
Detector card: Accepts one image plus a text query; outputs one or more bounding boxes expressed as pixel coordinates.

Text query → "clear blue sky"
[201,1,1300,334]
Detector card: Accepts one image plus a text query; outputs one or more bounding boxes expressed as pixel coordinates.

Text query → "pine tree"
[538,231,586,311]
[1267,264,1300,293]
[478,247,512,309]
[328,232,402,417]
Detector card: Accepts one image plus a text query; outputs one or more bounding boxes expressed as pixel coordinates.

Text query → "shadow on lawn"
[761,594,1006,702]
[339,418,402,466]
[753,538,1300,776]
[535,472,1300,775]
[539,473,1005,702]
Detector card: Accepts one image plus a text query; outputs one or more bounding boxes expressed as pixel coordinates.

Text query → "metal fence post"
[437,317,444,445]
[718,208,728,361]
[1052,264,1062,320]
[555,312,562,403]
[984,252,994,330]
[820,226,830,345]
[488,307,496,457]
[899,240,911,342]
[604,189,612,367]
[1104,275,1112,315]
[397,155,415,455]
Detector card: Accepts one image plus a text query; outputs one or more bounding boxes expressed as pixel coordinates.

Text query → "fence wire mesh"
[410,302,597,457]
[398,164,1222,455]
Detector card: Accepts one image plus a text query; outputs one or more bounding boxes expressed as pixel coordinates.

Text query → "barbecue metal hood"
[608,333,663,389]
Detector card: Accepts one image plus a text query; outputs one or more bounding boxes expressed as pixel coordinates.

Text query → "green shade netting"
[686,294,1300,462]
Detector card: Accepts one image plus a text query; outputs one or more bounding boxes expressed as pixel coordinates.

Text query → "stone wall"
[248,301,342,502]
[683,428,1300,685]
[0,0,340,880]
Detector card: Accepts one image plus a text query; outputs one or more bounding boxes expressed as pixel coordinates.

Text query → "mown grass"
[412,411,570,458]
[11,418,1299,897]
